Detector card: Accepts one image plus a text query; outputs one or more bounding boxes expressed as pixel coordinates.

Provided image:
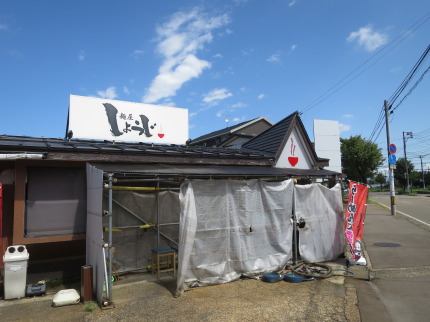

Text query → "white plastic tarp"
[86,164,105,306]
[294,183,344,262]
[103,190,180,272]
[176,179,294,295]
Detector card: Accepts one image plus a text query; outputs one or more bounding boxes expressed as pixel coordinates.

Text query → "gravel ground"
[1,276,360,322]
[90,277,360,322]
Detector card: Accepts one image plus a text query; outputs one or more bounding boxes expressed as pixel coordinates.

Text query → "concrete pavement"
[353,199,430,322]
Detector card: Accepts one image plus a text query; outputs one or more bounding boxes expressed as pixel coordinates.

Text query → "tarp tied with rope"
[294,183,345,263]
[175,180,344,295]
[176,179,294,296]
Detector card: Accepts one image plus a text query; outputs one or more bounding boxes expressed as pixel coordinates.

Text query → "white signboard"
[313,119,341,173]
[67,95,188,145]
[275,129,313,169]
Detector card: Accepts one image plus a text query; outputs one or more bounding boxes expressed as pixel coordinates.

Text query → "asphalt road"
[369,191,430,225]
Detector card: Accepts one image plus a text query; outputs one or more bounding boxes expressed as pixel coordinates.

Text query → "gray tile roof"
[242,112,297,155]
[189,118,258,144]
[242,111,329,167]
[0,135,272,160]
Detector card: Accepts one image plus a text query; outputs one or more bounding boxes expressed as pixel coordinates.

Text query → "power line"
[391,63,430,112]
[369,43,430,144]
[300,11,430,115]
[389,44,430,106]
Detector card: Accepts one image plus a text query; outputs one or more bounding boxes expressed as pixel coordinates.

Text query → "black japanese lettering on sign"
[103,103,123,137]
[103,103,154,138]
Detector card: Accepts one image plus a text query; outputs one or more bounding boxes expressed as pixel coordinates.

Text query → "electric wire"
[388,44,430,105]
[368,109,385,142]
[368,44,430,144]
[300,11,430,115]
[391,63,430,112]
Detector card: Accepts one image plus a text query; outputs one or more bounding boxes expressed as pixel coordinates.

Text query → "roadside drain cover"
[374,243,401,247]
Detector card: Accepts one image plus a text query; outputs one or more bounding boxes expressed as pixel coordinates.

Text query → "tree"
[410,170,422,188]
[374,172,387,191]
[340,135,384,184]
[394,158,414,191]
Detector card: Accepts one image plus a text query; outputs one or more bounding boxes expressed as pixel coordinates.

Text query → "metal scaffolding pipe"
[292,183,298,265]
[105,178,177,183]
[106,194,178,245]
[157,222,180,226]
[156,181,160,247]
[107,174,113,303]
[103,224,153,231]
[105,186,179,191]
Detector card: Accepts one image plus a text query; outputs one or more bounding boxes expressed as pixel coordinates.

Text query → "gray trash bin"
[3,245,29,300]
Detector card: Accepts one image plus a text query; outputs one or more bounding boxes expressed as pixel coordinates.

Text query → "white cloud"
[213,53,223,58]
[123,86,130,95]
[203,88,232,104]
[231,102,247,108]
[97,86,117,100]
[233,0,249,5]
[291,44,297,51]
[390,66,401,73]
[160,98,176,107]
[339,123,351,132]
[343,114,354,119]
[78,50,85,61]
[347,25,388,52]
[216,102,246,119]
[241,49,254,56]
[258,94,265,100]
[266,52,281,63]
[143,8,230,103]
[0,24,8,30]
[131,49,144,59]
[289,1,296,7]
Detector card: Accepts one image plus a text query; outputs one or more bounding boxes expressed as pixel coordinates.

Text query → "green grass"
[84,301,98,312]
[45,275,80,289]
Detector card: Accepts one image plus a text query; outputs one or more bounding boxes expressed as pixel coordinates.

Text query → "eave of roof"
[0,135,273,162]
[189,117,272,144]
[92,162,341,179]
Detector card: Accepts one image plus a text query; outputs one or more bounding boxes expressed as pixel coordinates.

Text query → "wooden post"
[81,265,93,302]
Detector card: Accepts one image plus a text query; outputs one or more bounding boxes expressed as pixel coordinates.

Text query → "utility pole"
[384,100,396,216]
[403,131,413,193]
[419,155,425,189]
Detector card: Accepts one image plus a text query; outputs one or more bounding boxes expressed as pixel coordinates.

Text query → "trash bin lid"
[3,245,29,262]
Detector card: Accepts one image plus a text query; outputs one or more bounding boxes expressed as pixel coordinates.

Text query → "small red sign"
[389,144,397,154]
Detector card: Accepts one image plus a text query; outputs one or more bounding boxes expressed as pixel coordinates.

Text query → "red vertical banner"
[344,181,368,261]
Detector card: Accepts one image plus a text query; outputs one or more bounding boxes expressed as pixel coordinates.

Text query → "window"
[24,167,87,237]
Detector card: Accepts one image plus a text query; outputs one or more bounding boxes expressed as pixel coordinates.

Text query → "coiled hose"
[290,262,334,278]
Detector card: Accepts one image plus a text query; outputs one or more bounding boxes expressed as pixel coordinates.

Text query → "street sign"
[388,154,397,164]
[389,144,397,154]
[389,164,397,170]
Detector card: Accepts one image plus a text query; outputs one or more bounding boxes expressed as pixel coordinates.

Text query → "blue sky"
[1,0,429,169]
